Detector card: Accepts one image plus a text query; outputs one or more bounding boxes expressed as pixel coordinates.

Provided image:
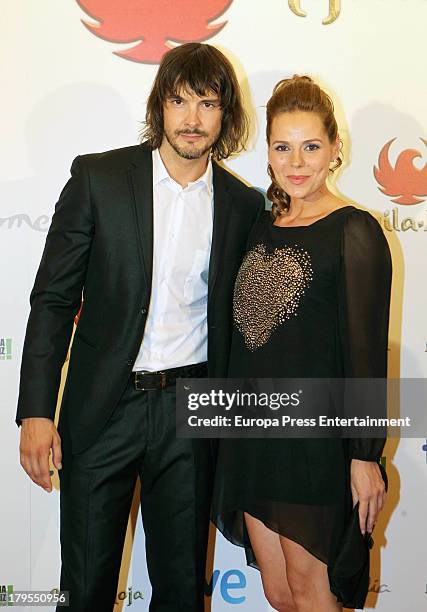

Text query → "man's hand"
[19,418,62,492]
[350,459,386,535]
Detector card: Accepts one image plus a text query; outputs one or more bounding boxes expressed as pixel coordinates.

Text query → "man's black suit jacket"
[16,143,264,453]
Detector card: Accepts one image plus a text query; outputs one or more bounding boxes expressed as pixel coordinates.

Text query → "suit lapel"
[209,163,232,300]
[128,144,154,294]
[128,150,231,302]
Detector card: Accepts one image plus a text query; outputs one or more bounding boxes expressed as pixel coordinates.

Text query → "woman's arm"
[337,209,392,533]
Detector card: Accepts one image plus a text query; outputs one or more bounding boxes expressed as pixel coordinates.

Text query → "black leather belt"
[132,362,207,391]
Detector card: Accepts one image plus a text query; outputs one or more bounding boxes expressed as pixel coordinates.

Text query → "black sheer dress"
[211,206,392,609]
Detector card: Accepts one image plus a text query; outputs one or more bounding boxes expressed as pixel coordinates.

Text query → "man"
[16,43,264,611]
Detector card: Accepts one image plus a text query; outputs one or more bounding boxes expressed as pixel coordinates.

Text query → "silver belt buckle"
[134,370,168,391]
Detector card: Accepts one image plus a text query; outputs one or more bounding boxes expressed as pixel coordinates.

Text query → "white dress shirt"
[133,148,213,372]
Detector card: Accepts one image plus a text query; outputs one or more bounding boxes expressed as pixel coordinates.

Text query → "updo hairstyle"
[266,75,342,219]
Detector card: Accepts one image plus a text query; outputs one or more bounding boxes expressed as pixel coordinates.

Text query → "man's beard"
[164,128,220,160]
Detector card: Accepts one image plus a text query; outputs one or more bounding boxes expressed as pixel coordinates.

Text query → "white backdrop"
[1,1,426,610]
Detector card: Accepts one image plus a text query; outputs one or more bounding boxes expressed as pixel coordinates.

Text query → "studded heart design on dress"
[233,243,313,350]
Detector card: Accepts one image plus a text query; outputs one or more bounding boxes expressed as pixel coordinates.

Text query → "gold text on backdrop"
[288,0,341,24]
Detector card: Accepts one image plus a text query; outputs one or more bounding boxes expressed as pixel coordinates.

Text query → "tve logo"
[205,569,247,604]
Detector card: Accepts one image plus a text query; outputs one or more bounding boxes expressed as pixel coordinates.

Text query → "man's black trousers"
[57,377,213,611]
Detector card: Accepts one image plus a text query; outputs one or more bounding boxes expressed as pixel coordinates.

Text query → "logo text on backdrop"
[373,138,427,233]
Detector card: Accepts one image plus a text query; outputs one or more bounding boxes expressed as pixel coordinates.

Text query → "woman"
[212,76,392,611]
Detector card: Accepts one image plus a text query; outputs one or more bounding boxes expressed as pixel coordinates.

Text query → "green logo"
[0,585,13,606]
[0,339,12,360]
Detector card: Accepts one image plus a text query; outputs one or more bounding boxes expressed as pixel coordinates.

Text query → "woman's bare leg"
[244,513,343,612]
[280,536,342,612]
[244,513,296,612]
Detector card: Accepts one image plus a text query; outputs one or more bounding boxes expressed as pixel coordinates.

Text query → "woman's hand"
[350,459,386,535]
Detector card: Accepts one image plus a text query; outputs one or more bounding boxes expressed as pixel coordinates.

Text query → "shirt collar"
[152,148,213,197]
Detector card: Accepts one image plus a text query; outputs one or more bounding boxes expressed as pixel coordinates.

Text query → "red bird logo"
[374,138,427,205]
[76,0,233,64]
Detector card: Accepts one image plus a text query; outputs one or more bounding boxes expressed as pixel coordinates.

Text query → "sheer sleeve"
[337,210,392,461]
